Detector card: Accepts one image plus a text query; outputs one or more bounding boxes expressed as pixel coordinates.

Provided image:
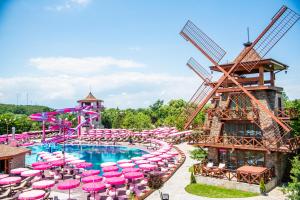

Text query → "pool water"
[26,144,147,171]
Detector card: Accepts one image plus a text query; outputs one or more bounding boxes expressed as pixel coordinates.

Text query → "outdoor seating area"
[193,162,275,185]
[0,135,184,200]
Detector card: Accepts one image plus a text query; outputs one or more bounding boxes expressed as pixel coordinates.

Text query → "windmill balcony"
[206,107,259,121]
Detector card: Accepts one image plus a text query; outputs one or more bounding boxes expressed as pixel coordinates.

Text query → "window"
[223,122,262,137]
[228,94,251,110]
[218,149,265,169]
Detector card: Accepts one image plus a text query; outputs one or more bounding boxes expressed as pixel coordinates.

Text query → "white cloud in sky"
[29,56,145,75]
[46,0,92,11]
[0,71,199,108]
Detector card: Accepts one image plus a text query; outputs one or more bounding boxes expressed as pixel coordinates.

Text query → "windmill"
[180,6,300,150]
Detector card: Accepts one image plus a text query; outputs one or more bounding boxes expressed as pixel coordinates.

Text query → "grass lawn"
[185,183,259,198]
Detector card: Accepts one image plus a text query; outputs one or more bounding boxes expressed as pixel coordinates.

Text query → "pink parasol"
[131,157,145,161]
[148,157,162,162]
[0,176,21,185]
[124,172,144,180]
[139,164,157,171]
[0,174,9,179]
[31,161,48,167]
[142,154,155,159]
[81,170,100,177]
[100,162,116,168]
[135,160,149,165]
[106,177,126,185]
[51,160,66,167]
[32,180,55,189]
[150,152,162,156]
[10,168,29,175]
[122,168,140,173]
[159,154,173,159]
[82,175,103,183]
[119,163,135,168]
[103,171,122,178]
[167,151,179,156]
[57,179,80,199]
[18,189,45,200]
[82,182,106,192]
[117,159,132,164]
[33,164,52,170]
[69,160,85,165]
[21,170,41,177]
[102,166,119,172]
[76,162,93,169]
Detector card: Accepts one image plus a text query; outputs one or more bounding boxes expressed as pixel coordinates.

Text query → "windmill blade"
[187,57,213,85]
[239,6,300,72]
[180,20,226,64]
[182,6,299,130]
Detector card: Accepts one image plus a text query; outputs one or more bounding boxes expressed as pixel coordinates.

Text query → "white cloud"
[46,0,91,11]
[0,72,199,108]
[29,56,145,75]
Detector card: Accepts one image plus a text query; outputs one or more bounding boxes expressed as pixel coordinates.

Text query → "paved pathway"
[146,143,286,200]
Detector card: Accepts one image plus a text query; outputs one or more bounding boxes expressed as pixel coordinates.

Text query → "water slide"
[29,105,98,143]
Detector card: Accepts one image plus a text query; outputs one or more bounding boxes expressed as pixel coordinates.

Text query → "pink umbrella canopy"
[106,177,126,185]
[57,179,80,190]
[142,154,155,159]
[167,151,179,156]
[119,163,135,168]
[122,168,140,173]
[76,162,93,169]
[159,154,173,159]
[0,174,9,179]
[135,160,150,165]
[21,170,41,177]
[100,162,117,168]
[139,164,157,171]
[31,161,48,167]
[102,166,119,172]
[131,157,145,161]
[70,160,85,165]
[51,160,66,167]
[82,175,103,183]
[81,170,100,177]
[0,176,21,185]
[124,172,144,180]
[32,180,55,189]
[103,171,122,178]
[150,152,162,156]
[33,164,52,170]
[148,157,162,162]
[10,168,29,175]
[117,159,132,164]
[82,182,106,192]
[18,189,45,200]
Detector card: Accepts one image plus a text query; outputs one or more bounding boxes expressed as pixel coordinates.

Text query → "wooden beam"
[259,66,264,85]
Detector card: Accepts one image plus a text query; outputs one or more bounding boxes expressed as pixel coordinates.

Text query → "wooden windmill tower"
[180,6,300,183]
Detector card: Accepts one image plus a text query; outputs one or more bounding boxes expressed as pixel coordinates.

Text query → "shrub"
[285,156,300,200]
[190,172,196,184]
[148,172,164,190]
[189,148,207,162]
[259,179,266,194]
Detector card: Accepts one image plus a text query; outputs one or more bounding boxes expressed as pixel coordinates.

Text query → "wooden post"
[270,71,275,86]
[259,66,264,85]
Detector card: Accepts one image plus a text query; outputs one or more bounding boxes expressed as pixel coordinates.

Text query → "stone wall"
[265,152,287,182]
[207,148,218,163]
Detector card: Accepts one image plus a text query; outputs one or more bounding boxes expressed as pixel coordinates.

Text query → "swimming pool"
[26,144,147,171]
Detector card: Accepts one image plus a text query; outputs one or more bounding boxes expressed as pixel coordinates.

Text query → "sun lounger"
[0,188,11,199]
[11,181,28,192]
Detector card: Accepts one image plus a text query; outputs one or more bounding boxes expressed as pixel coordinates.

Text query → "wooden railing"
[193,163,275,185]
[274,108,298,120]
[206,107,259,121]
[188,134,267,151]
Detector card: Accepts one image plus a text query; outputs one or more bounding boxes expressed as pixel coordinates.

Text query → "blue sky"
[0,0,299,109]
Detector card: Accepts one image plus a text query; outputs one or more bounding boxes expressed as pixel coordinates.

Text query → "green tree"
[285,156,300,200]
[189,148,207,163]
